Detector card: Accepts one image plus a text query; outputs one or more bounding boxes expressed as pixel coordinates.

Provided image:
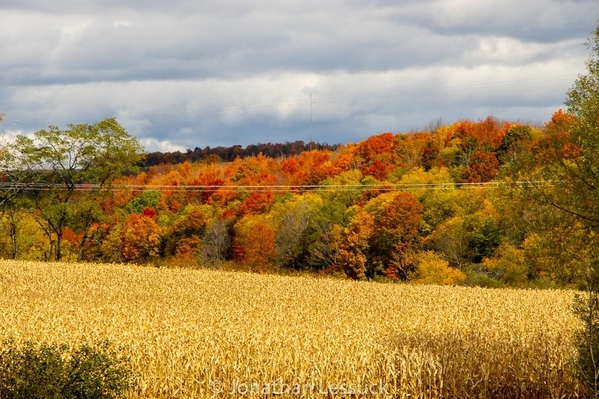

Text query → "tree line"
[0,112,591,288]
[144,141,341,167]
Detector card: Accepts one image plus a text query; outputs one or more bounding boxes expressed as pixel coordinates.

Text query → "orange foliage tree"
[121,210,162,263]
[232,216,277,272]
[338,211,373,280]
[237,192,275,216]
[534,109,580,163]
[282,150,346,185]
[189,164,227,205]
[456,116,508,150]
[220,154,283,205]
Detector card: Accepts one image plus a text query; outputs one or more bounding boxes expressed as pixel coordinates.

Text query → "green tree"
[507,23,599,243]
[496,125,535,164]
[13,118,145,261]
[566,22,599,395]
[505,21,599,395]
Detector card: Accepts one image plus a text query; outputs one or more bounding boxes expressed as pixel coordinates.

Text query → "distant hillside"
[144,140,342,166]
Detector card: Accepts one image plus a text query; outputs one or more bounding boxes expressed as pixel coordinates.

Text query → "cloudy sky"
[0,1,596,152]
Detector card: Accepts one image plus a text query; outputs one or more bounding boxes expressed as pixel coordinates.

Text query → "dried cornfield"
[0,260,582,398]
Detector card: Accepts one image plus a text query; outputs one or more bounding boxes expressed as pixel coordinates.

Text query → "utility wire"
[0,181,545,192]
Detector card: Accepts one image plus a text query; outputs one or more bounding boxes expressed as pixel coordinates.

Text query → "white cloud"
[59,21,89,36]
[139,137,186,153]
[111,20,130,28]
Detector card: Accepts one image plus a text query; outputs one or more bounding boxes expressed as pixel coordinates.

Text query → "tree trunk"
[55,232,63,262]
[9,217,18,260]
[77,234,88,262]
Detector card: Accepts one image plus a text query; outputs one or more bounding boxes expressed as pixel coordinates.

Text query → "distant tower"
[309,93,313,150]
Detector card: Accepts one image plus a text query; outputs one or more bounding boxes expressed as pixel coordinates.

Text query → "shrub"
[573,288,599,397]
[463,266,505,288]
[0,340,133,399]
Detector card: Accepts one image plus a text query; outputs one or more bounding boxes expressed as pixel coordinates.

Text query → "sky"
[0,1,596,152]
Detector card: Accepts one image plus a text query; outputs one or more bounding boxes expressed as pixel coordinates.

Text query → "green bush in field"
[0,340,133,399]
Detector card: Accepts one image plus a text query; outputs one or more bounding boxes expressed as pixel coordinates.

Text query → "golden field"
[0,260,582,398]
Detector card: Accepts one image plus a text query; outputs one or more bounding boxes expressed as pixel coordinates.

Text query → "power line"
[0,181,545,192]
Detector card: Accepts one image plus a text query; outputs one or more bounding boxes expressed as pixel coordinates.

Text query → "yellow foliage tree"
[412,251,466,285]
[482,243,528,286]
[0,210,49,261]
[522,229,591,286]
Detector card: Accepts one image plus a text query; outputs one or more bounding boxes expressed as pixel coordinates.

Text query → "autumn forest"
[0,108,594,290]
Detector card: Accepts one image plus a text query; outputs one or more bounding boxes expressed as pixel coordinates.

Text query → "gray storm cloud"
[0,0,595,151]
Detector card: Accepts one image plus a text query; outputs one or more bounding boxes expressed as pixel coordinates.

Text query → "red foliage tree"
[342,192,424,280]
[460,151,500,183]
[356,133,401,180]
[369,192,424,279]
